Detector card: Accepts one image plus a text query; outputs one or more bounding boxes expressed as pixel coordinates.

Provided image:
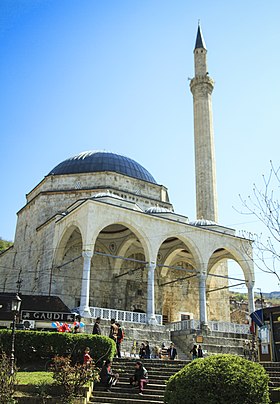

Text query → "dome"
[48,151,157,184]
[146,206,172,214]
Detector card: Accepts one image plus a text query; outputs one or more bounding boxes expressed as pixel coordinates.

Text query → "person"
[92,317,101,335]
[83,347,93,365]
[160,342,168,359]
[116,322,124,358]
[197,344,203,358]
[167,342,177,360]
[109,319,118,343]
[73,324,80,334]
[130,340,137,357]
[139,343,146,359]
[243,339,251,359]
[100,359,119,391]
[152,345,161,359]
[190,344,198,360]
[145,341,151,359]
[129,361,148,395]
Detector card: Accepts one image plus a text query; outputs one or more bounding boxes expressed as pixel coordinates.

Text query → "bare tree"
[238,161,280,285]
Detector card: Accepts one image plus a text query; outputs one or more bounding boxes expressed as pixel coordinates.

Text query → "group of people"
[134,341,178,360]
[83,346,148,395]
[92,317,124,358]
[190,344,203,360]
[139,341,151,359]
[100,358,148,395]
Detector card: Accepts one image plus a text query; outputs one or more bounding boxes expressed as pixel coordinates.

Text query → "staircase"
[261,362,280,403]
[90,358,189,403]
[90,358,280,403]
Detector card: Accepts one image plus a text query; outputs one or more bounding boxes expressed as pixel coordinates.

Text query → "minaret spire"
[190,24,218,222]
[195,22,206,50]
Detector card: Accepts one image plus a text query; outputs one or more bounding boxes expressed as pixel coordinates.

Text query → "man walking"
[92,317,101,335]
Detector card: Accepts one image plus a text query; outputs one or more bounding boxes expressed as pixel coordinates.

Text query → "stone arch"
[156,232,203,270]
[89,222,149,311]
[207,244,254,285]
[54,222,84,266]
[113,237,143,274]
[52,223,84,309]
[156,234,201,323]
[206,242,254,322]
[89,219,152,263]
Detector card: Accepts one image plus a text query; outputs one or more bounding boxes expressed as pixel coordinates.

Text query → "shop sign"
[21,310,75,322]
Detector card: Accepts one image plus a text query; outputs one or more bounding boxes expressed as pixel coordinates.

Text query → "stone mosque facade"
[0,26,255,325]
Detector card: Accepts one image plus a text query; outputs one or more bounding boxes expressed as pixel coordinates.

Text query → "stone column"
[247,281,255,315]
[199,272,208,326]
[147,262,157,324]
[79,251,93,318]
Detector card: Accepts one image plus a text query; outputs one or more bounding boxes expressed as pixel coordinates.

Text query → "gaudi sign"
[21,310,75,322]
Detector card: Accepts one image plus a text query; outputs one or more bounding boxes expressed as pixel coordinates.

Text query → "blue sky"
[1,0,279,293]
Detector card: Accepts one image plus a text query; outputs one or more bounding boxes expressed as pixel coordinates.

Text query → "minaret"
[190,24,218,222]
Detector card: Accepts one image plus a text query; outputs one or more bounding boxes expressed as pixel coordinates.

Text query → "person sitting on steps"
[129,360,148,395]
[100,359,119,392]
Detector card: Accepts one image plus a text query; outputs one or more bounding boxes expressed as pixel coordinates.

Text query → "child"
[84,347,92,365]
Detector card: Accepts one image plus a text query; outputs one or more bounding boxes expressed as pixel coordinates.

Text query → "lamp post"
[10,294,22,375]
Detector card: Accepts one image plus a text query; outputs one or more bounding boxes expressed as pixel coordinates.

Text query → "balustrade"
[72,306,162,325]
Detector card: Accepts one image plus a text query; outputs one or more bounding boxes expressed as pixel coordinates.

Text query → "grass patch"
[17,371,54,385]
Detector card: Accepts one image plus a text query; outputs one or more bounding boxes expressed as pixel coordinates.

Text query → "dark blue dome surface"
[48,151,157,184]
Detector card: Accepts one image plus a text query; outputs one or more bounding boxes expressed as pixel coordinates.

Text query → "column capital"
[246,280,255,289]
[146,262,156,270]
[198,272,207,281]
[82,250,93,259]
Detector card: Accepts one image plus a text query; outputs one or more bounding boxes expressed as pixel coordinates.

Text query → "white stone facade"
[0,170,255,324]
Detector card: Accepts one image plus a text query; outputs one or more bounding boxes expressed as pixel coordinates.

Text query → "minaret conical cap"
[195,23,207,50]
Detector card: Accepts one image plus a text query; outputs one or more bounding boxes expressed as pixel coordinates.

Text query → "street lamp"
[10,294,22,375]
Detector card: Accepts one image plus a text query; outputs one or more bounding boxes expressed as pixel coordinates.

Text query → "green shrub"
[164,354,270,404]
[51,355,99,403]
[0,330,115,367]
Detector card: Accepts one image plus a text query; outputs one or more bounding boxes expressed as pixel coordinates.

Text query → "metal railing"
[168,319,250,334]
[73,306,162,325]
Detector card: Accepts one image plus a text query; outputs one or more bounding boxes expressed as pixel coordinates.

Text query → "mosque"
[0,26,255,327]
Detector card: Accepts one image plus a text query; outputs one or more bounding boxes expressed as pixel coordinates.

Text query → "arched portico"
[155,235,200,323]
[207,242,255,324]
[80,220,154,318]
[51,200,256,325]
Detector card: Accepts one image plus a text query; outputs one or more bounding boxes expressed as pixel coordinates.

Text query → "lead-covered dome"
[48,151,157,184]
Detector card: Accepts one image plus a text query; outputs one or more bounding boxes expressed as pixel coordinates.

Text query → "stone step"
[112,358,189,365]
[91,391,164,403]
[114,367,182,375]
[90,397,164,404]
[95,382,165,392]
[112,362,186,368]
[117,375,172,382]
[265,371,280,377]
[94,385,165,395]
[262,362,280,368]
[262,365,280,371]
